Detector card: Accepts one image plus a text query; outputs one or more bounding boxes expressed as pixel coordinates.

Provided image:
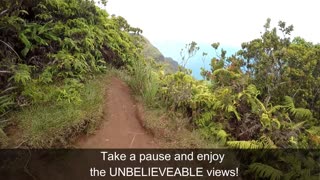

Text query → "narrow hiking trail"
[76,77,158,148]
[1,77,157,180]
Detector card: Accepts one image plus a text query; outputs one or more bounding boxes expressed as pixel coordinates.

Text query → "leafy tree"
[238,18,292,105]
[179,41,199,69]
[238,19,320,121]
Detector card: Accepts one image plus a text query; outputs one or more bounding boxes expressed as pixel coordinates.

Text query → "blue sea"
[153,41,240,80]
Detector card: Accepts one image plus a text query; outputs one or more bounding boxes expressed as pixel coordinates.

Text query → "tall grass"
[142,69,159,107]
[128,60,159,107]
[8,74,108,148]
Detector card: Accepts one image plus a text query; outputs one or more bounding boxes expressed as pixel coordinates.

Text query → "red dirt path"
[76,77,157,148]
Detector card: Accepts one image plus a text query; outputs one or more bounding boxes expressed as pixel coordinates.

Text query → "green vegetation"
[12,75,108,148]
[142,107,217,148]
[0,0,319,178]
[143,19,320,150]
[0,0,141,147]
[124,19,320,178]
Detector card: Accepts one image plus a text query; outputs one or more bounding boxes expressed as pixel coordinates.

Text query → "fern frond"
[246,84,260,96]
[290,108,312,120]
[227,105,241,121]
[268,104,285,114]
[283,96,295,108]
[306,126,320,136]
[283,96,312,120]
[248,163,283,180]
[10,64,31,85]
[260,113,271,127]
[0,94,15,114]
[290,121,306,130]
[216,129,228,143]
[259,135,277,148]
[272,118,281,129]
[196,111,216,127]
[227,140,263,149]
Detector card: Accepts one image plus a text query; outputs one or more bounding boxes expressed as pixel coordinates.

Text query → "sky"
[103,0,320,48]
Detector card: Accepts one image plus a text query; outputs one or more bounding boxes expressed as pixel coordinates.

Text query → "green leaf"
[10,64,31,85]
[248,163,283,180]
[19,33,31,56]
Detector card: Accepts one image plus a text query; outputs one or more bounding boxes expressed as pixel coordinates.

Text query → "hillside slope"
[141,37,179,72]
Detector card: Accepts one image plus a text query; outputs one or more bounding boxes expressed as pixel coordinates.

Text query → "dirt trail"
[76,76,157,148]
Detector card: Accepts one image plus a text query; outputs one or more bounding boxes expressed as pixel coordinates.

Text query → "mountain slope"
[141,37,179,72]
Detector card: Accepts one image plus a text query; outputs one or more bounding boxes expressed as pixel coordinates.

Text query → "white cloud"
[103,0,320,47]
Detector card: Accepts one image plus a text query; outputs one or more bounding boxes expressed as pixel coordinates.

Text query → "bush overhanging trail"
[0,0,319,178]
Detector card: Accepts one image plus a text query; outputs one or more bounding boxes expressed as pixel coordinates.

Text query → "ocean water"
[153,41,239,80]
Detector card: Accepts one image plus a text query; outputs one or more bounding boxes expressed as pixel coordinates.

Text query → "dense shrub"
[0,0,142,119]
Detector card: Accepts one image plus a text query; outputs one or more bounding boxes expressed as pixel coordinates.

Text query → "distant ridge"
[141,37,179,72]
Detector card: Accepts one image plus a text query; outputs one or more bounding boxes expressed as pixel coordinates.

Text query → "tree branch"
[0,70,12,74]
[0,9,9,17]
[0,40,21,60]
